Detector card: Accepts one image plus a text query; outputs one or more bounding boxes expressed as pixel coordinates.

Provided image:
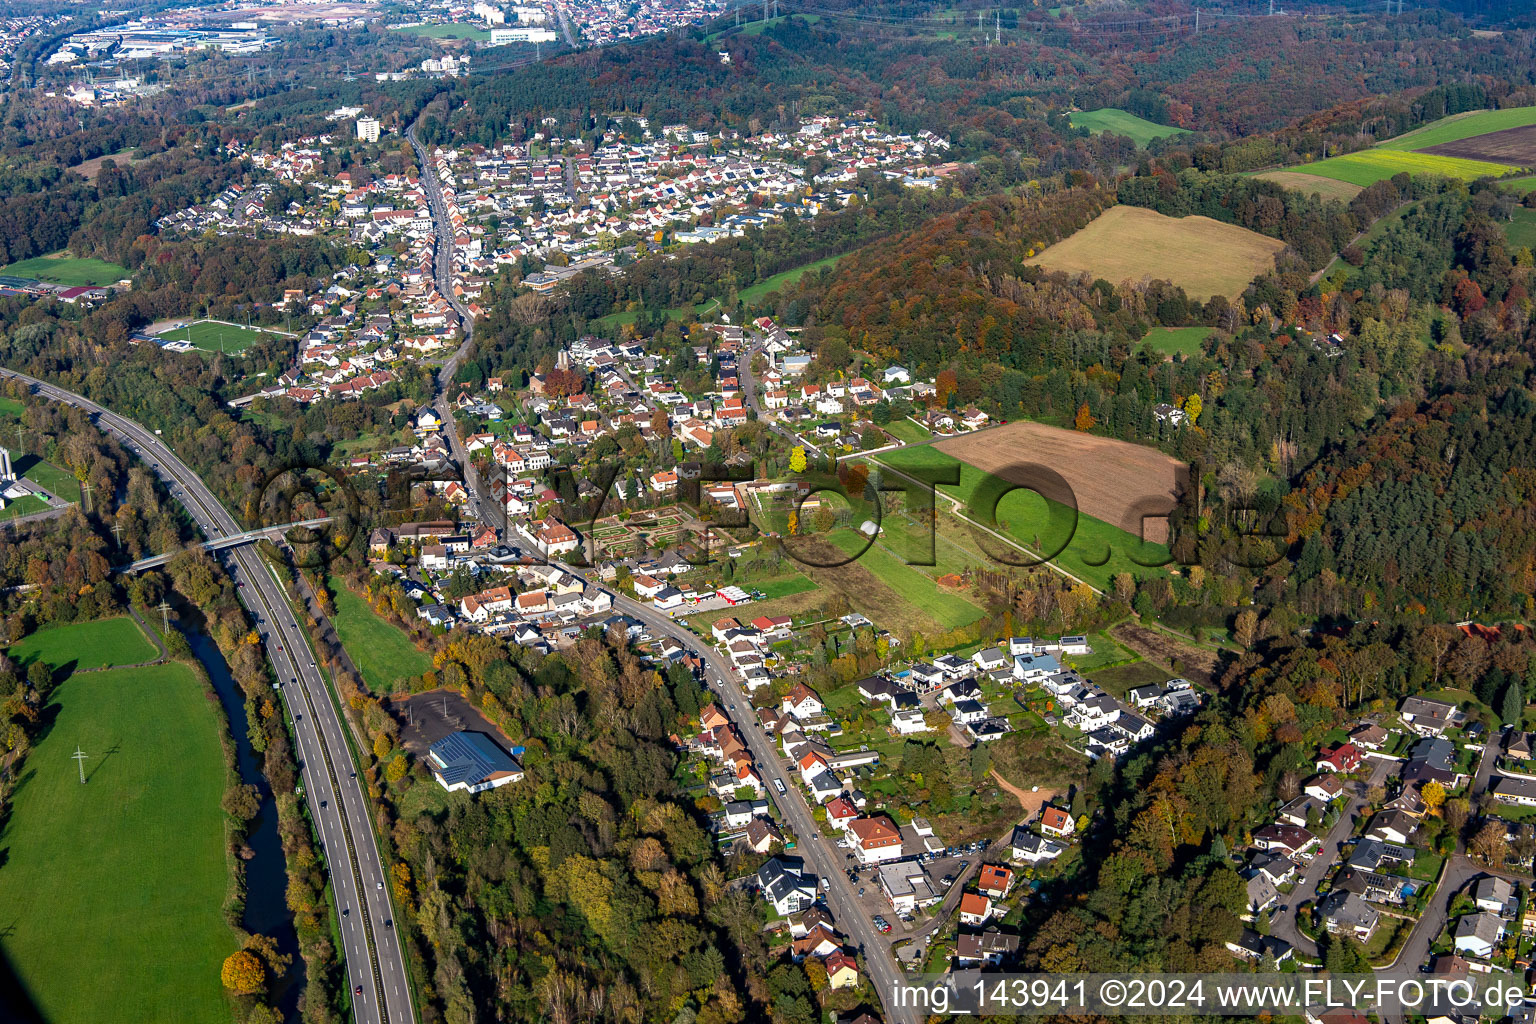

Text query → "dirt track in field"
[1420,125,1536,166]
[934,420,1190,544]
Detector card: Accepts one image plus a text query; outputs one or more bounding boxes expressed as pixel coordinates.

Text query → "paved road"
[1387,735,1504,974]
[505,526,918,1024]
[406,123,499,529]
[1,367,416,1024]
[1270,757,1395,958]
[1272,737,1504,979]
[612,592,917,1024]
[739,335,822,455]
[552,1,578,47]
[408,135,913,1019]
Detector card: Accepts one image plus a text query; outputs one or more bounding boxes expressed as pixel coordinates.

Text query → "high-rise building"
[355,116,380,143]
[0,447,13,484]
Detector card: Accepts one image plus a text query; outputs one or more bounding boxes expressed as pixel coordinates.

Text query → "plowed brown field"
[934,420,1189,544]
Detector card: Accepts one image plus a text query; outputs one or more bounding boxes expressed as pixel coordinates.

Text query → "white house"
[1453,913,1504,959]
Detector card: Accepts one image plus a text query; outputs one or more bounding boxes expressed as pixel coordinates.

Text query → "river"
[189,631,304,1021]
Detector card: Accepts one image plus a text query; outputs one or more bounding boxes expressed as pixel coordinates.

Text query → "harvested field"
[69,149,139,179]
[1420,123,1536,167]
[1028,205,1286,301]
[1252,171,1363,202]
[933,420,1189,545]
[1110,621,1220,688]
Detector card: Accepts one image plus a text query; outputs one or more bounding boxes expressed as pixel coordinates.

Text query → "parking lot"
[836,843,992,937]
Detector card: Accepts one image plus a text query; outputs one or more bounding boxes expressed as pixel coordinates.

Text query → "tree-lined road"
[0,367,416,1024]
[411,117,915,1022]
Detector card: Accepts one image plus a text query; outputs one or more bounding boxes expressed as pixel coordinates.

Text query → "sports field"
[1251,171,1363,202]
[392,22,489,39]
[0,622,235,1024]
[1028,205,1285,301]
[6,615,156,671]
[328,577,432,691]
[1139,326,1213,358]
[1069,108,1189,148]
[1296,148,1517,187]
[163,319,286,355]
[1504,208,1536,250]
[17,452,80,498]
[0,255,131,286]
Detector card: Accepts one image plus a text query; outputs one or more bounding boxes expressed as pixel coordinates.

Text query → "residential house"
[1453,912,1504,959]
[1350,724,1389,750]
[757,857,817,916]
[823,951,859,990]
[1252,824,1320,862]
[1226,928,1294,964]
[1303,774,1345,802]
[1316,743,1364,774]
[1366,810,1418,846]
[954,929,1020,967]
[782,683,825,720]
[1319,889,1380,943]
[1399,696,1459,737]
[977,864,1015,899]
[1010,827,1063,865]
[959,892,994,927]
[1472,875,1516,915]
[848,816,905,865]
[1039,806,1075,838]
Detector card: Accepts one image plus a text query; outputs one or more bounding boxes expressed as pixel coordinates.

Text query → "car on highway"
[355,985,363,997]
[342,907,349,917]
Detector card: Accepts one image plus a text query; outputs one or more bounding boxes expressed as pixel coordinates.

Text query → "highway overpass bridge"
[117,517,334,572]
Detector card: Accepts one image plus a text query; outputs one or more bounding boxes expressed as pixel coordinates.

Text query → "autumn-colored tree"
[221,950,265,995]
[1233,609,1258,650]
[788,446,807,474]
[1074,403,1095,432]
[1421,780,1446,815]
[1470,820,1508,866]
[935,368,958,406]
[785,510,799,535]
[385,754,408,782]
[373,730,393,760]
[1183,393,1203,423]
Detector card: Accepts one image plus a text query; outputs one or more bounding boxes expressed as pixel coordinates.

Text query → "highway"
[118,516,335,571]
[0,367,416,1024]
